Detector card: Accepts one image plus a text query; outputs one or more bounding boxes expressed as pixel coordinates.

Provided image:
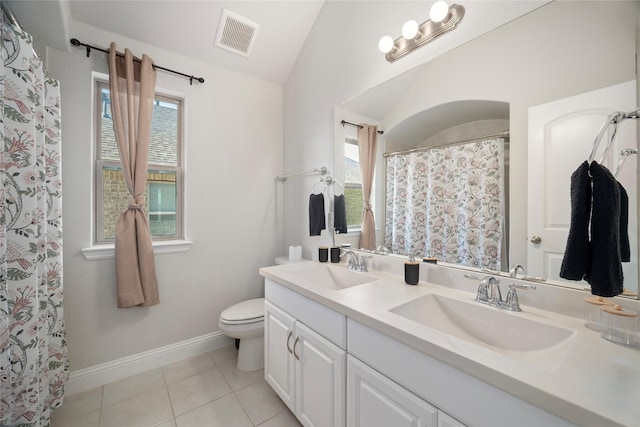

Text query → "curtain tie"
[363,201,372,211]
[128,195,146,210]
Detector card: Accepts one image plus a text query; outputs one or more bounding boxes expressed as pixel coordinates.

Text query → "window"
[344,138,362,230]
[95,80,183,244]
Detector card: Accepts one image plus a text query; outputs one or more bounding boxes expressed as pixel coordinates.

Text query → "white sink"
[390,294,575,352]
[286,264,377,290]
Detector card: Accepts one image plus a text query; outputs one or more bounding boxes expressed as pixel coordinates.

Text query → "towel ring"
[613,148,638,178]
[588,111,624,164]
[332,179,344,195]
[312,176,332,194]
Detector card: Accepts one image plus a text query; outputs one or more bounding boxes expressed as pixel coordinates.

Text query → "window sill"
[81,240,193,261]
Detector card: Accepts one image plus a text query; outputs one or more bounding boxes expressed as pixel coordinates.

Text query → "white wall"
[284,1,638,265]
[46,21,283,371]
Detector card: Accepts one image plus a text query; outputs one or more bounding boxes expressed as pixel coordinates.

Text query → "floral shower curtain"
[385,138,505,270]
[1,17,68,426]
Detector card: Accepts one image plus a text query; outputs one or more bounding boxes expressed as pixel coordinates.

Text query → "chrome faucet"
[476,276,502,307]
[341,250,359,270]
[509,264,524,278]
[475,275,536,312]
[375,245,391,255]
[341,250,372,272]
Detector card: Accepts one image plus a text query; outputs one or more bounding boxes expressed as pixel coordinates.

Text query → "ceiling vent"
[214,9,260,57]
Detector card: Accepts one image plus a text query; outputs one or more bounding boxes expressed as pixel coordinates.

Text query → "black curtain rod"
[70,38,205,85]
[340,120,384,135]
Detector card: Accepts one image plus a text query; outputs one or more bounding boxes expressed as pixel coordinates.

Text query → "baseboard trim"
[65,331,233,396]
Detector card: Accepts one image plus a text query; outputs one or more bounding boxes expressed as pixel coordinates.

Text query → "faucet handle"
[358,255,373,272]
[475,282,489,302]
[504,286,522,312]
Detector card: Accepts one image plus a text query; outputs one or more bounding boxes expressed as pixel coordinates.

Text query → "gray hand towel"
[584,162,623,297]
[618,182,630,263]
[309,193,326,236]
[334,194,348,234]
[560,161,591,281]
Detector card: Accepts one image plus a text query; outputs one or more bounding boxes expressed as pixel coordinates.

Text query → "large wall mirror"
[334,1,640,298]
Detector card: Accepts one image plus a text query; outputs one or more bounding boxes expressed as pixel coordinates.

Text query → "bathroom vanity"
[259,258,640,427]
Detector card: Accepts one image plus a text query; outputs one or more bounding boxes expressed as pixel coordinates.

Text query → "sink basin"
[390,294,575,352]
[286,264,377,290]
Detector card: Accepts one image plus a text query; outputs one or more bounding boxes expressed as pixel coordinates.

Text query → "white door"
[347,355,438,427]
[528,80,637,288]
[264,301,296,412]
[295,322,346,427]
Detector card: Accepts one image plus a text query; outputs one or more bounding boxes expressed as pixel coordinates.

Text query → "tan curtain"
[108,43,160,308]
[358,124,378,250]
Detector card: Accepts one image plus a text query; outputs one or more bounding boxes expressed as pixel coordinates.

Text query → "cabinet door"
[264,301,296,412]
[347,356,438,427]
[295,322,346,427]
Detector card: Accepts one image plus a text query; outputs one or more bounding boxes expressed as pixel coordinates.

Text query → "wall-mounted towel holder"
[614,148,638,178]
[276,166,327,182]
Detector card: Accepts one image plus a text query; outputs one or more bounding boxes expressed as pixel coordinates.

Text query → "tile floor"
[51,345,302,427]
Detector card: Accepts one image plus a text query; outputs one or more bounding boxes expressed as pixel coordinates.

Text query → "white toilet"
[218,297,265,371]
[218,257,290,371]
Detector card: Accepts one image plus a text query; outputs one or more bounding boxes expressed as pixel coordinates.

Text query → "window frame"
[94,79,184,244]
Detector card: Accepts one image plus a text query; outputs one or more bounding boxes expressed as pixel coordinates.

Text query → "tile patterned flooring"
[51,345,302,427]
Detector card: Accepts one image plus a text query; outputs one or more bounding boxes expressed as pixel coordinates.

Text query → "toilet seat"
[220,298,264,325]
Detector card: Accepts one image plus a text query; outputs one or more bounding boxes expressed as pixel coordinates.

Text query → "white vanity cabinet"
[348,319,574,427]
[347,355,440,427]
[264,280,347,427]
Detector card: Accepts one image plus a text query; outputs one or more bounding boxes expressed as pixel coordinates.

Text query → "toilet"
[218,297,265,371]
[218,256,291,371]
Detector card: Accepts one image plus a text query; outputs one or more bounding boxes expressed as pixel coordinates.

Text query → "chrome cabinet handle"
[293,336,300,360]
[286,330,294,354]
[530,235,542,244]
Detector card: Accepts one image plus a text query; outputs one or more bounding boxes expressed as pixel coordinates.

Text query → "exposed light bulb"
[401,20,420,40]
[378,35,395,54]
[430,0,450,23]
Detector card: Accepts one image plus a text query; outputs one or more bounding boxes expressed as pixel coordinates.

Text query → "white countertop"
[260,260,640,427]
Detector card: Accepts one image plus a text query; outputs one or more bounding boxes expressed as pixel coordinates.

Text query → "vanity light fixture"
[379,1,465,63]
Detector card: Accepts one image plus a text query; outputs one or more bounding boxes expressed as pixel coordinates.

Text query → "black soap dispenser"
[404,253,420,285]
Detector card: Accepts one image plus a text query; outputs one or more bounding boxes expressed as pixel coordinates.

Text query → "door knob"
[530,235,542,244]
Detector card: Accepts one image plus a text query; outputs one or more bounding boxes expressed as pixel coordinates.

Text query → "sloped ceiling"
[6,1,547,86]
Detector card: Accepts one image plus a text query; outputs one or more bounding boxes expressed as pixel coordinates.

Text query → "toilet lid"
[220,298,264,323]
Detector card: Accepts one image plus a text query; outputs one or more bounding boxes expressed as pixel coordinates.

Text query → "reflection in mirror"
[334,1,639,298]
[384,116,509,271]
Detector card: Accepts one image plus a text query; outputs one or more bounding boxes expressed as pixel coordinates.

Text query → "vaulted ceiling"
[6,1,547,86]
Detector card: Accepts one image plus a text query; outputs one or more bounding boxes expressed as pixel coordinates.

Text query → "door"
[295,322,346,427]
[347,355,438,427]
[264,301,296,412]
[528,80,637,286]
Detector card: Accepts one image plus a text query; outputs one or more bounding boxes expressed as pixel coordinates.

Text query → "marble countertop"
[260,260,640,427]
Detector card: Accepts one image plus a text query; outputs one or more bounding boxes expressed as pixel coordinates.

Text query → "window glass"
[99,89,179,166]
[96,80,183,243]
[344,139,362,229]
